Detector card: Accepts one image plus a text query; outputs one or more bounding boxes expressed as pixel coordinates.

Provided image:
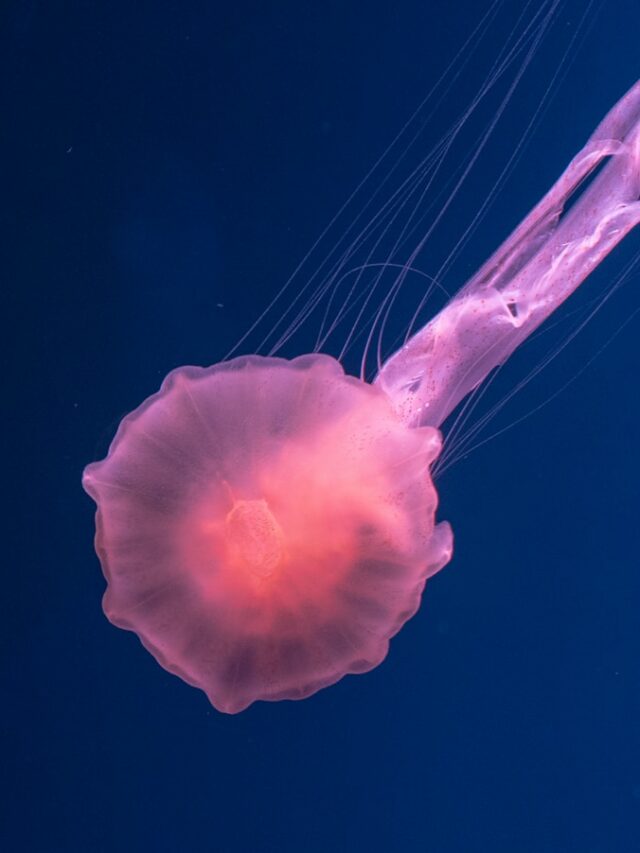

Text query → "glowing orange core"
[224,499,284,579]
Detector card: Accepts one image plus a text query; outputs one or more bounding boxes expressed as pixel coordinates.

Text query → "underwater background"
[3,1,640,851]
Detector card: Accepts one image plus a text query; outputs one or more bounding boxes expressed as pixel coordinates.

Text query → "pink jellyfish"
[83,80,640,714]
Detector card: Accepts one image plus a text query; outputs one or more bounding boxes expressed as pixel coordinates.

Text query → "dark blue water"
[4,2,639,851]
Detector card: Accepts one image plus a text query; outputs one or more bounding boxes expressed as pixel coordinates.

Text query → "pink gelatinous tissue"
[377,79,640,426]
[83,355,453,713]
[84,80,640,713]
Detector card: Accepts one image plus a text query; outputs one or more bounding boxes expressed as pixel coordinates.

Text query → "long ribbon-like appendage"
[376,80,640,427]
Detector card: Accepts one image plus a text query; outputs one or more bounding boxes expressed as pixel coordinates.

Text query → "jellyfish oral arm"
[376,79,640,428]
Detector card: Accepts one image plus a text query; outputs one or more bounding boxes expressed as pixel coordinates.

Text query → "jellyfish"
[83,79,640,714]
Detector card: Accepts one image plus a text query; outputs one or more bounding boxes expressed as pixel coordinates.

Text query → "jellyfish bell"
[83,354,453,713]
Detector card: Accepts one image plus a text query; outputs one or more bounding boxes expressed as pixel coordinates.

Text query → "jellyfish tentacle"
[376,79,640,427]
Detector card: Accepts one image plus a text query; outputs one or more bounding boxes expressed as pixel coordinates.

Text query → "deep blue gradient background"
[3,2,640,851]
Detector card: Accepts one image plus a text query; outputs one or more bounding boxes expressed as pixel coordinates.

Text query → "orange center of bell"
[224,498,285,579]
